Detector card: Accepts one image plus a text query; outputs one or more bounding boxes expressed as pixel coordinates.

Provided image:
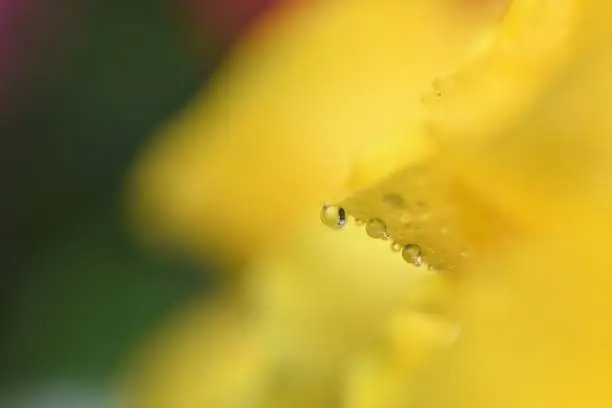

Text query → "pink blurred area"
[0,0,76,120]
[171,0,510,58]
[0,0,28,99]
[175,0,284,49]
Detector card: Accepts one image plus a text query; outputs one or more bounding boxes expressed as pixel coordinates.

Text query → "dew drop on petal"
[320,205,346,230]
[366,218,389,240]
[402,244,424,267]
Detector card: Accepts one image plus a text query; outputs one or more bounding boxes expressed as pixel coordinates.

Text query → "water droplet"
[366,218,389,240]
[402,244,424,267]
[320,205,346,230]
[382,194,405,209]
[391,242,403,252]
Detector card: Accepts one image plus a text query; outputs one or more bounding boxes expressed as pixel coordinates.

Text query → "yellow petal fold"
[336,0,612,273]
[127,1,500,261]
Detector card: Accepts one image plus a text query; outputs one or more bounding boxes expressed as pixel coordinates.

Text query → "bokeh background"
[0,0,267,405]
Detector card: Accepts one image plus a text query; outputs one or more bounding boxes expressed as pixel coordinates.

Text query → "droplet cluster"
[320,204,436,270]
[319,164,473,272]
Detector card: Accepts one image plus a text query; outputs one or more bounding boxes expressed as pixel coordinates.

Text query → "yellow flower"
[120,296,268,408]
[121,223,443,408]
[127,0,503,262]
[124,3,495,404]
[124,0,612,407]
[336,1,612,407]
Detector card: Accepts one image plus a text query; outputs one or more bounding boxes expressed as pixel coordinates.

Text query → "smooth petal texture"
[344,310,459,408]
[128,0,499,260]
[335,2,612,407]
[241,220,437,374]
[412,211,612,408]
[122,221,444,408]
[337,0,612,272]
[438,0,612,231]
[121,296,270,408]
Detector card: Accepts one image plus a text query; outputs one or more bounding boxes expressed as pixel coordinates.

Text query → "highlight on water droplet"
[320,205,346,230]
[402,244,424,267]
[365,218,389,240]
[391,242,403,252]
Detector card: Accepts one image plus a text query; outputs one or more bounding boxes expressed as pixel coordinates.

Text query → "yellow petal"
[127,1,499,260]
[120,297,268,408]
[413,210,612,408]
[241,220,433,374]
[122,217,448,408]
[344,308,459,408]
[335,0,612,273]
[344,352,415,408]
[445,0,612,230]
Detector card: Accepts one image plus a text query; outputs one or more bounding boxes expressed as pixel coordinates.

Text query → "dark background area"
[0,0,223,393]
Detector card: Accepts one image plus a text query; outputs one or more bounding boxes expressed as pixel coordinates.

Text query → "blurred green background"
[0,0,231,402]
